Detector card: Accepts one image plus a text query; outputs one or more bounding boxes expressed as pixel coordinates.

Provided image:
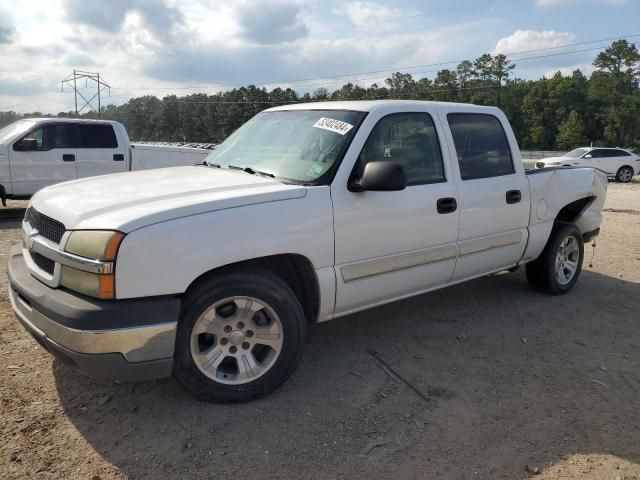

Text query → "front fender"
[114,187,334,299]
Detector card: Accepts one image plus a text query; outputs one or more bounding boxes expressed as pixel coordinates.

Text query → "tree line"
[1,40,639,151]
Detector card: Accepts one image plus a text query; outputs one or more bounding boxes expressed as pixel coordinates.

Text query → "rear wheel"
[616,166,634,183]
[173,269,306,403]
[526,223,584,295]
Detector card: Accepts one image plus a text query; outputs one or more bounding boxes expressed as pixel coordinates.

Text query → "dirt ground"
[1,180,639,480]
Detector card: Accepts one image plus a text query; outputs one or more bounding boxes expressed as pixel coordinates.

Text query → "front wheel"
[173,269,306,403]
[526,223,584,295]
[616,166,634,183]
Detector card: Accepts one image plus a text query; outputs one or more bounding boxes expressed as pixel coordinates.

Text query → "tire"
[526,223,584,295]
[615,166,634,183]
[173,268,306,403]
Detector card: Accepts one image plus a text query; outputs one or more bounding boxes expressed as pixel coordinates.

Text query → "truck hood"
[30,166,307,232]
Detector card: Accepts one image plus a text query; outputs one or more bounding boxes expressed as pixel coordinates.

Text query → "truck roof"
[266,99,501,113]
[21,118,122,126]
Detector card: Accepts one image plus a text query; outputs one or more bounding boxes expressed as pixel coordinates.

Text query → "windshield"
[565,148,590,158]
[0,120,37,144]
[204,110,365,183]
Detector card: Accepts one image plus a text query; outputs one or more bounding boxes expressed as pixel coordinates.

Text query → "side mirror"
[19,138,38,151]
[349,161,406,192]
[584,154,592,159]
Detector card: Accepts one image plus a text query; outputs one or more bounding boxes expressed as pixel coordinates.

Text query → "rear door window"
[77,124,118,148]
[447,113,514,180]
[602,149,628,157]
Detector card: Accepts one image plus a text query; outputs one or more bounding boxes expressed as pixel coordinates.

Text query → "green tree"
[556,110,587,149]
[385,72,416,99]
[593,40,640,76]
[432,69,458,101]
[1,40,638,150]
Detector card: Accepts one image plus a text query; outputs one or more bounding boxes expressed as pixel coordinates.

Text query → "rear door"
[74,123,128,178]
[442,110,530,281]
[8,123,77,195]
[600,149,630,175]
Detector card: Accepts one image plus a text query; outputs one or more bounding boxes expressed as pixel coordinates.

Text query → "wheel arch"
[184,253,321,324]
[555,195,595,225]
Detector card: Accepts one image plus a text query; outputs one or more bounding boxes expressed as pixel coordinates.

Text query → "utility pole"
[61,70,111,118]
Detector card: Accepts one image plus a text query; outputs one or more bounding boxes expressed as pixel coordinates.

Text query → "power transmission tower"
[60,70,111,118]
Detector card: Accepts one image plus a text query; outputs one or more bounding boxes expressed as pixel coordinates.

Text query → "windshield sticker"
[313,117,354,136]
[306,164,324,177]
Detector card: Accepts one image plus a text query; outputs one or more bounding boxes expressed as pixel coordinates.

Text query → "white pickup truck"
[8,101,606,403]
[0,118,210,204]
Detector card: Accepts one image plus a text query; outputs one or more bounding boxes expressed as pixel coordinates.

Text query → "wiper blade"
[227,165,275,178]
[205,162,221,168]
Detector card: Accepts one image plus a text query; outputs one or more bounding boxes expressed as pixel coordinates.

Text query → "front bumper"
[7,244,180,381]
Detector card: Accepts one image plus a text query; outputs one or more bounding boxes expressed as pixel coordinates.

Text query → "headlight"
[65,230,124,260]
[60,230,124,299]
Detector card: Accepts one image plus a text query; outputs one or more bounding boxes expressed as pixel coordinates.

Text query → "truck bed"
[130,143,210,170]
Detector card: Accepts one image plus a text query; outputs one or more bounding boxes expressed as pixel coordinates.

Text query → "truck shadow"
[0,209,26,228]
[53,269,640,479]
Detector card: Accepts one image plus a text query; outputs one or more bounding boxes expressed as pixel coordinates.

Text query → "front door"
[443,112,530,281]
[580,149,604,170]
[9,123,77,196]
[331,109,460,316]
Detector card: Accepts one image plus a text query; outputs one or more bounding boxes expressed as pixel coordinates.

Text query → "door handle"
[113,154,124,161]
[62,154,75,162]
[506,190,521,204]
[437,197,457,214]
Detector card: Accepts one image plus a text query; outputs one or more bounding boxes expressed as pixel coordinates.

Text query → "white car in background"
[535,147,640,182]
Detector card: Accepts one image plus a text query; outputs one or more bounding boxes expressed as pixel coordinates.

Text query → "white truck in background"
[0,118,210,204]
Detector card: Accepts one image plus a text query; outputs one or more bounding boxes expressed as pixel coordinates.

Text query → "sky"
[0,0,638,113]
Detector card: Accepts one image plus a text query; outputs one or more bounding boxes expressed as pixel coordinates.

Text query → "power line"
[135,42,635,98]
[286,43,636,89]
[110,33,640,93]
[61,70,111,117]
[2,35,636,112]
[128,42,639,106]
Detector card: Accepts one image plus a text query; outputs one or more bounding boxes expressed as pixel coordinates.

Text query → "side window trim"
[446,112,515,181]
[351,111,448,187]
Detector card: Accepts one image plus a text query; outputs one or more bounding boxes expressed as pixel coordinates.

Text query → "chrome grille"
[31,251,55,274]
[26,208,66,245]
